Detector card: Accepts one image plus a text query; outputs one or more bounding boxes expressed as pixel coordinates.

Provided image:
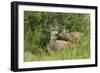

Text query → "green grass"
[24,35,90,62]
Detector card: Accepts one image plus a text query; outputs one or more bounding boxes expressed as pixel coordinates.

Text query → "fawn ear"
[64,29,69,33]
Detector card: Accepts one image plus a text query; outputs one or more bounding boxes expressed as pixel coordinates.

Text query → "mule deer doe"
[47,26,71,53]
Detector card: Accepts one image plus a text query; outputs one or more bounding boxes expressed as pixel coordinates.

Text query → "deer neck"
[50,34,56,42]
[49,34,56,49]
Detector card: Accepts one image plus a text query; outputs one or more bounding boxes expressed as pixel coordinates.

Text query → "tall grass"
[24,34,90,61]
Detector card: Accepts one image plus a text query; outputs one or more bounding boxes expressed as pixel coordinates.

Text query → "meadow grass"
[24,35,90,62]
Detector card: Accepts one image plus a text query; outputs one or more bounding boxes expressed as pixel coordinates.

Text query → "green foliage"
[24,11,90,61]
[24,51,33,62]
[24,30,33,52]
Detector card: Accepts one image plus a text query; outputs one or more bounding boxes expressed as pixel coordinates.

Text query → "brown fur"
[47,40,71,52]
[60,32,83,43]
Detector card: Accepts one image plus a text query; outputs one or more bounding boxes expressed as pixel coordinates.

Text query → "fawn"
[59,29,83,43]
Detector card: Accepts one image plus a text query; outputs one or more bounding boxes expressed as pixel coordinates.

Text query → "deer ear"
[50,24,53,31]
[50,25,52,29]
[55,25,59,31]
